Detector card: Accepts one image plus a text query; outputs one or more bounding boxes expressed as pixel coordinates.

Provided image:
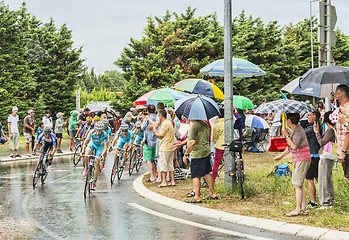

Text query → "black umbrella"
[300,65,349,84]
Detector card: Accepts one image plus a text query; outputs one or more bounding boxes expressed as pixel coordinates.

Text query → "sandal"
[185,199,202,204]
[286,210,302,217]
[158,184,167,188]
[203,195,219,201]
[301,209,309,215]
[10,155,15,158]
[186,190,195,197]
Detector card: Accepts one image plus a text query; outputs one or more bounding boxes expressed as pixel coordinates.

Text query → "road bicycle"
[84,154,102,198]
[223,141,246,199]
[110,148,129,185]
[73,137,85,166]
[128,144,143,175]
[33,151,51,188]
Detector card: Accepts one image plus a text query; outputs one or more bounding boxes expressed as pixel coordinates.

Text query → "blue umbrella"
[174,94,220,121]
[200,57,266,77]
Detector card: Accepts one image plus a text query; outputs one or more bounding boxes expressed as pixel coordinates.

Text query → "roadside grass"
[144,151,349,232]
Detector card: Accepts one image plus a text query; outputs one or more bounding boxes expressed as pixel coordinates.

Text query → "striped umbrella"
[133,88,188,106]
[245,115,270,129]
[172,78,224,100]
[200,57,266,77]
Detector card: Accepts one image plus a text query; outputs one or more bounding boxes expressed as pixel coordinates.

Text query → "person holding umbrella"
[274,113,311,216]
[175,95,220,203]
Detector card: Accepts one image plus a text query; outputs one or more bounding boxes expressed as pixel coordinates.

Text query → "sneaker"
[91,180,96,190]
[307,201,318,208]
[318,205,333,210]
[83,168,88,176]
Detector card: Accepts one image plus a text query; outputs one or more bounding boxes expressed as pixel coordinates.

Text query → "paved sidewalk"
[133,173,349,240]
[0,151,74,163]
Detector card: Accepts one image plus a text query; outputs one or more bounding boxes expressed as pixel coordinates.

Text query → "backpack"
[268,161,292,177]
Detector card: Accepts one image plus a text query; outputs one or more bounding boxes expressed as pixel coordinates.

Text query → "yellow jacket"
[212,118,225,150]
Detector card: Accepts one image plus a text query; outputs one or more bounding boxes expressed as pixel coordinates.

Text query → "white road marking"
[128,202,273,240]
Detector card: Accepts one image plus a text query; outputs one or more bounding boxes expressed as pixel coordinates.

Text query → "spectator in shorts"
[148,109,175,187]
[141,105,158,182]
[304,111,322,208]
[274,113,311,216]
[68,110,79,151]
[55,112,66,153]
[8,107,21,158]
[183,120,217,203]
[23,110,36,157]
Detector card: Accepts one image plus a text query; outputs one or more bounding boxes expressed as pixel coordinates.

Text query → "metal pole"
[310,1,315,69]
[224,0,235,191]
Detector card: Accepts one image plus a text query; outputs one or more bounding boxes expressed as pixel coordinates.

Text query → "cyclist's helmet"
[86,116,93,122]
[43,126,52,134]
[120,123,129,131]
[124,117,131,125]
[94,121,104,131]
[137,116,143,121]
[93,115,101,121]
[135,121,142,128]
[102,119,109,126]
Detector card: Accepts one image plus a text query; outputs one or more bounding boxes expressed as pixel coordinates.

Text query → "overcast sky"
[5,0,349,75]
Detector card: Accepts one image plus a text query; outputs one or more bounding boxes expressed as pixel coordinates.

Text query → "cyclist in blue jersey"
[123,117,134,130]
[101,118,112,170]
[111,123,134,162]
[35,126,57,168]
[81,121,108,190]
[133,121,144,146]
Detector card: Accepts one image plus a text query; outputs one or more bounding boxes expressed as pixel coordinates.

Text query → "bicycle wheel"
[135,148,142,172]
[236,160,245,199]
[84,166,93,198]
[41,165,48,184]
[73,144,82,166]
[111,156,119,185]
[129,149,136,175]
[33,162,41,188]
[117,157,124,180]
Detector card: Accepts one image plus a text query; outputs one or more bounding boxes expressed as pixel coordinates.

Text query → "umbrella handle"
[282,113,286,130]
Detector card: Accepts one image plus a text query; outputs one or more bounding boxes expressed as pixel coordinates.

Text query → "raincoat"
[69,111,79,131]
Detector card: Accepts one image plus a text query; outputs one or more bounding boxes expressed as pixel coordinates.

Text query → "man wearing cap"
[42,110,53,130]
[123,108,139,123]
[24,110,36,157]
[78,107,91,125]
[8,107,21,158]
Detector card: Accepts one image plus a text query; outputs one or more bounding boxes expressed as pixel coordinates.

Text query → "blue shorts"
[117,138,132,150]
[87,142,104,157]
[134,136,143,145]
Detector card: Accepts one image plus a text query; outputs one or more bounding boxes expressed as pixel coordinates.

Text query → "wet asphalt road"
[0,155,305,240]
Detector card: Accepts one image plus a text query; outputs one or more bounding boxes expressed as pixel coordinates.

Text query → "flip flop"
[286,210,302,217]
[186,190,195,197]
[185,199,202,204]
[158,184,167,188]
[10,155,15,158]
[203,195,219,200]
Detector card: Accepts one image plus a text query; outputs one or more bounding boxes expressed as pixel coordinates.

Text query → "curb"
[0,152,74,163]
[133,173,349,240]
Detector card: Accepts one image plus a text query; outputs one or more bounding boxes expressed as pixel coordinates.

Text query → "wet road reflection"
[0,156,303,239]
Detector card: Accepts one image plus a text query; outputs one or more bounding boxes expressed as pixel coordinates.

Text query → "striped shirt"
[141,113,157,147]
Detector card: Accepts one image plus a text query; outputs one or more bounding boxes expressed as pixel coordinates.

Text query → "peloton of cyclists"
[81,121,108,190]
